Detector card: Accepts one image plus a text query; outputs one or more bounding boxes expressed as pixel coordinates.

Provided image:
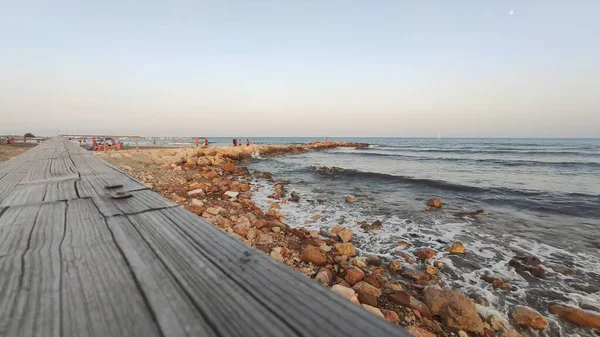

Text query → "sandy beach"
[0,143,38,162]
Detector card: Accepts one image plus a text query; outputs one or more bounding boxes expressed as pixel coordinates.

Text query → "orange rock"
[548,303,600,330]
[223,162,235,173]
[301,245,327,266]
[202,171,218,180]
[382,310,400,324]
[334,243,357,257]
[415,248,437,260]
[512,306,548,329]
[449,242,466,254]
[426,198,442,208]
[344,268,365,286]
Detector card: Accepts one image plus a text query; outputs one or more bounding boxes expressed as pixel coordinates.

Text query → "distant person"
[153,139,156,145]
[194,137,199,147]
[246,139,250,146]
[232,138,237,147]
[203,139,209,147]
[237,139,242,146]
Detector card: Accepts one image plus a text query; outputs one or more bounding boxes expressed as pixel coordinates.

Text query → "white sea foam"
[250,176,600,337]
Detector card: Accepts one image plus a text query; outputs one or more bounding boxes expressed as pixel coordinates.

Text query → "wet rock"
[353,281,382,298]
[260,171,273,180]
[415,248,437,260]
[360,220,382,231]
[345,268,365,286]
[314,267,334,286]
[405,326,436,337]
[425,265,439,276]
[426,198,442,208]
[548,303,600,330]
[389,291,432,319]
[398,240,411,248]
[449,242,466,254]
[395,251,416,264]
[546,262,576,276]
[301,245,327,266]
[345,196,356,203]
[365,254,382,266]
[311,214,322,221]
[337,227,353,243]
[388,260,403,272]
[289,191,300,202]
[351,258,367,269]
[334,243,357,257]
[423,286,485,334]
[337,217,345,224]
[511,306,548,329]
[455,209,488,217]
[508,256,545,278]
[492,279,513,291]
[362,304,385,318]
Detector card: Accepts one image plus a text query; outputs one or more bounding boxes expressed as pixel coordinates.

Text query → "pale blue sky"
[1,0,599,137]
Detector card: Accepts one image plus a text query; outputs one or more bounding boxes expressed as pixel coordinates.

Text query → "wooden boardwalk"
[0,138,410,337]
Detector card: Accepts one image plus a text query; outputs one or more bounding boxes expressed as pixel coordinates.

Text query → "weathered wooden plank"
[0,204,45,336]
[0,138,412,337]
[92,189,177,217]
[1,202,64,337]
[61,198,161,337]
[115,208,401,336]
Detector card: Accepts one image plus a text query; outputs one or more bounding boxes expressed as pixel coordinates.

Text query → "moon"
[509,10,514,15]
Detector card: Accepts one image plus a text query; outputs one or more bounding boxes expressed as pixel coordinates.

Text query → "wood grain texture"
[0,138,412,337]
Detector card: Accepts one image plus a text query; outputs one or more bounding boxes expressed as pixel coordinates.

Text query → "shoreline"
[94,142,597,337]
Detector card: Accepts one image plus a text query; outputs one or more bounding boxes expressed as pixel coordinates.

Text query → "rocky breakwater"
[92,148,600,337]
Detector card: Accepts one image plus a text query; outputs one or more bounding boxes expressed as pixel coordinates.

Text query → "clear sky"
[1,0,599,137]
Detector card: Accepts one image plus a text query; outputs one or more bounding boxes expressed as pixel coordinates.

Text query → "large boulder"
[301,245,327,266]
[511,306,548,329]
[548,303,600,330]
[423,287,484,334]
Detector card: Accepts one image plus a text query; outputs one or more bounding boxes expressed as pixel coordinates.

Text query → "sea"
[143,137,600,336]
